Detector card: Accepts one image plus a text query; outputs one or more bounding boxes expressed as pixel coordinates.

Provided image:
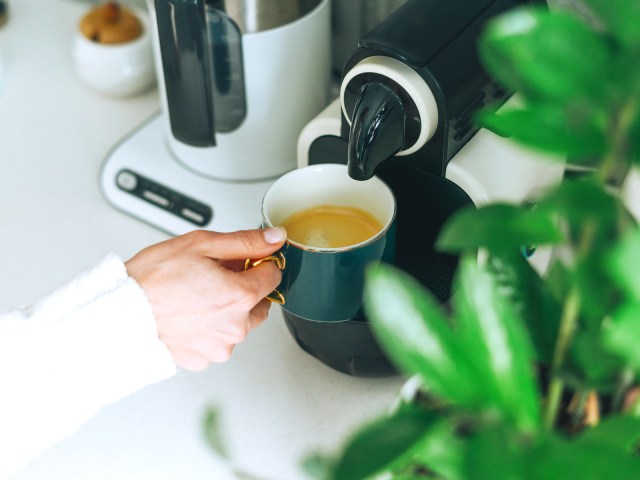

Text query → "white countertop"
[0,1,405,479]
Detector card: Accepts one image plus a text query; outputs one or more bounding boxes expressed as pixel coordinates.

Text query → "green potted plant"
[302,0,640,478]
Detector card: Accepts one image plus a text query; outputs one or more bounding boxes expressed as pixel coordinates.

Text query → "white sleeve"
[0,253,177,479]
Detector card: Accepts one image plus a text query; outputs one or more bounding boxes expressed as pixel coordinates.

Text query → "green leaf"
[573,252,623,327]
[631,113,640,166]
[530,428,640,479]
[607,227,640,299]
[330,406,442,480]
[602,301,640,373]
[462,425,527,480]
[538,178,633,322]
[365,260,541,431]
[545,260,573,304]
[537,176,624,232]
[436,203,563,254]
[479,6,612,103]
[403,417,465,480]
[576,414,640,453]
[364,263,484,406]
[588,0,640,49]
[453,256,541,431]
[202,406,229,459]
[302,453,336,480]
[568,329,627,391]
[487,251,561,364]
[476,105,607,157]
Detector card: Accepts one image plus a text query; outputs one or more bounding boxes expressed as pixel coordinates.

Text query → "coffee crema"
[280,204,383,248]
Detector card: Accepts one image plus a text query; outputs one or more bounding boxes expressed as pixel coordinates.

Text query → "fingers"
[173,344,236,371]
[169,348,211,372]
[138,228,285,372]
[175,299,272,372]
[183,228,287,261]
[217,258,246,272]
[249,298,272,332]
[237,261,283,304]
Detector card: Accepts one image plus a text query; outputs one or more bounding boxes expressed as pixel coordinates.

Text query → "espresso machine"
[285,0,563,377]
[100,0,330,235]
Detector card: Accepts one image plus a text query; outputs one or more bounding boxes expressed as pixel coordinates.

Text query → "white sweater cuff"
[0,253,177,478]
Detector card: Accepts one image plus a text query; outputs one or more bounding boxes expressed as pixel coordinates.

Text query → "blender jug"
[149,0,330,180]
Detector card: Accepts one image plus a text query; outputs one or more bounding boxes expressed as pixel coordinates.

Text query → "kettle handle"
[155,0,216,147]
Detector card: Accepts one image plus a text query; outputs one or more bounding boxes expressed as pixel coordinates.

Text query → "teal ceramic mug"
[248,164,396,322]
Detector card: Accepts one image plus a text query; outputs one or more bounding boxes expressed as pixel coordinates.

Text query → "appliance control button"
[116,170,138,191]
[453,123,473,141]
[181,208,205,224]
[142,189,170,207]
[114,169,211,225]
[456,92,485,125]
[494,85,507,99]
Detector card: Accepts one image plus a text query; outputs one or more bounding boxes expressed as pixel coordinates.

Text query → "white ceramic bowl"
[73,7,155,97]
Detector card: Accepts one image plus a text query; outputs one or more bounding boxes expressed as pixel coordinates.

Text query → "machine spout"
[347,82,405,181]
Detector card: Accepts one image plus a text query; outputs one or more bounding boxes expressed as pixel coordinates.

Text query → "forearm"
[0,254,176,478]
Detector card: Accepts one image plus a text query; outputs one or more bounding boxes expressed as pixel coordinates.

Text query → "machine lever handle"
[348,82,405,181]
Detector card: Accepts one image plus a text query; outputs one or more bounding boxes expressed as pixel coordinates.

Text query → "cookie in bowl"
[73,2,155,97]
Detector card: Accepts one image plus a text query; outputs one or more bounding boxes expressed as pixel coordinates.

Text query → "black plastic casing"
[289,0,545,378]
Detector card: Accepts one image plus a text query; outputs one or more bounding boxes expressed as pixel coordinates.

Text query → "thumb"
[195,227,287,260]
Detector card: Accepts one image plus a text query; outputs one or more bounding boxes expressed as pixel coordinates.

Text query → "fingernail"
[263,226,287,244]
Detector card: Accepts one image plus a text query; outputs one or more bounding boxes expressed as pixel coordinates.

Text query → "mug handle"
[243,252,286,305]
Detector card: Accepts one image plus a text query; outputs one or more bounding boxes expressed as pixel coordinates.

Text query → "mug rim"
[262,164,397,253]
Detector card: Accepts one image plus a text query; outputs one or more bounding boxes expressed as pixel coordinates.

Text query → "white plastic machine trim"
[335,55,564,207]
[296,99,342,168]
[340,56,439,156]
[299,98,565,208]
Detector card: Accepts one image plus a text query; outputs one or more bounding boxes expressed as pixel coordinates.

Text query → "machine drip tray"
[396,248,458,304]
[282,247,458,378]
[283,310,399,378]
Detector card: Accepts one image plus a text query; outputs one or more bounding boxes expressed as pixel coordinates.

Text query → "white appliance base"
[100,114,275,236]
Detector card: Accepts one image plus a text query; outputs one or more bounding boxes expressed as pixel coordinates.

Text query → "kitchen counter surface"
[0,1,405,479]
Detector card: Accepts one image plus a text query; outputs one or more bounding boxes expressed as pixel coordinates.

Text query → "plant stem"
[543,286,581,430]
[542,90,639,428]
[626,390,640,417]
[570,389,589,427]
[612,367,635,412]
[598,93,640,187]
[543,219,598,430]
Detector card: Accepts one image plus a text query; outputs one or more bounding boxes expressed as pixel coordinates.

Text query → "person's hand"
[125,227,287,371]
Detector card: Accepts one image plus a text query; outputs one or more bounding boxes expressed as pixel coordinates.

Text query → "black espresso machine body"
[283,0,551,378]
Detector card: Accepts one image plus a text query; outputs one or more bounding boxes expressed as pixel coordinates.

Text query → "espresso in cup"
[281,204,383,249]
[259,163,396,322]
